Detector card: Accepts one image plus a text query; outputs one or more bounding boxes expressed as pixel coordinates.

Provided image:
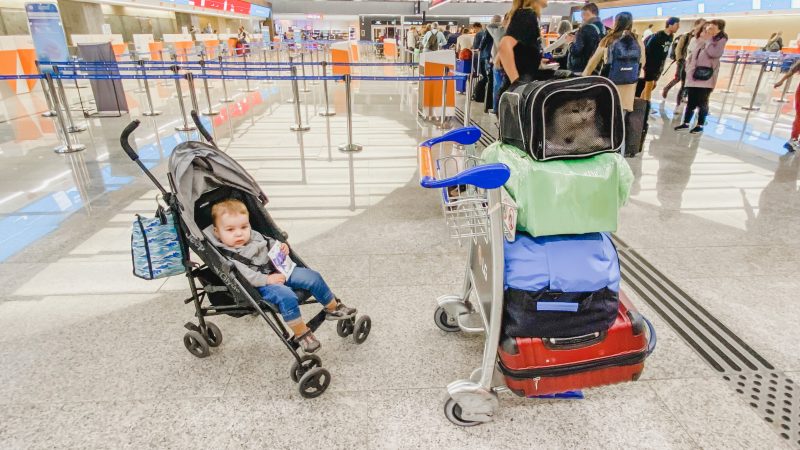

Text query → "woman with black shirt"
[495,0,547,99]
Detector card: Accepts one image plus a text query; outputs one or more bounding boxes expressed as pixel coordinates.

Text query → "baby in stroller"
[204,198,357,353]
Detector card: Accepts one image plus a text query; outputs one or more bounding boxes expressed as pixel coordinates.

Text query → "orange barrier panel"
[204,40,219,59]
[384,40,397,61]
[350,42,360,63]
[422,62,455,112]
[174,41,194,62]
[149,41,164,61]
[17,48,37,91]
[112,43,127,60]
[228,37,238,56]
[0,49,17,93]
[331,45,351,76]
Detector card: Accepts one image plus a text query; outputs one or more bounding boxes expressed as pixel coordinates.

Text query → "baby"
[204,199,356,353]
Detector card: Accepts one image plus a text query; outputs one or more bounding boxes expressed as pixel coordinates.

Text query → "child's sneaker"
[326,302,357,321]
[294,330,321,353]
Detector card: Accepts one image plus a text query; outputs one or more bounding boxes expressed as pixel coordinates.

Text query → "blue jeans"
[493,68,506,112]
[257,268,335,322]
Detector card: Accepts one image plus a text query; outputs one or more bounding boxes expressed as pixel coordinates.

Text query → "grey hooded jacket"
[203,225,278,287]
[484,23,506,59]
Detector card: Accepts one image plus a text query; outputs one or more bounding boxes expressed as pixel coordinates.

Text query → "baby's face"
[213,212,252,248]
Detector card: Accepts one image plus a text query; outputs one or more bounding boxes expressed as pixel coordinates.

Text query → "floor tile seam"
[615,243,800,251]
[639,381,705,449]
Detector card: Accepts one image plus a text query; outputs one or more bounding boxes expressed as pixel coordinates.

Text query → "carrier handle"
[120,119,169,197]
[420,126,481,148]
[190,110,216,146]
[643,317,657,356]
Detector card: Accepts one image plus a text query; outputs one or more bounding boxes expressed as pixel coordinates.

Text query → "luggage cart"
[418,126,517,426]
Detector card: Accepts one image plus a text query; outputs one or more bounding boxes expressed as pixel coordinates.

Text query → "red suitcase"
[498,291,656,397]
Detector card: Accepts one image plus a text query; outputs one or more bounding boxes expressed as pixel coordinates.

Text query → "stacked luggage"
[483,75,655,397]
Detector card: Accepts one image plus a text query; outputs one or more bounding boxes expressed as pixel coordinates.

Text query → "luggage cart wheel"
[336,318,354,337]
[204,321,223,348]
[298,367,331,399]
[434,307,460,333]
[183,330,210,358]
[352,315,371,344]
[443,396,481,427]
[290,354,322,383]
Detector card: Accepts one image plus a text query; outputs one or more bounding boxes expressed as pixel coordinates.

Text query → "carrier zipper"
[498,348,647,379]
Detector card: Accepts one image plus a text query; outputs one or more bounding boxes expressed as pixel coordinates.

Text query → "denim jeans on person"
[257,268,335,322]
[493,67,506,112]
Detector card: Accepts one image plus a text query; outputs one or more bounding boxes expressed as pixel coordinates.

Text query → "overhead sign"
[24,3,69,73]
[372,20,400,25]
[429,0,452,9]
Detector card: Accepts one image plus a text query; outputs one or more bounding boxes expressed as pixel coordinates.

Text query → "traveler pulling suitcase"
[499,291,655,397]
[624,98,650,157]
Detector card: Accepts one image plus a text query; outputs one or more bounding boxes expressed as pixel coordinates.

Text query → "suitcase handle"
[643,317,657,356]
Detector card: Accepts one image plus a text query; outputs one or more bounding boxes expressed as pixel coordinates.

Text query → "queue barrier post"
[240,51,256,93]
[775,76,793,104]
[290,66,310,132]
[310,46,320,85]
[52,65,86,133]
[464,72,473,127]
[319,61,336,117]
[300,51,310,93]
[45,73,85,153]
[186,72,201,117]
[140,59,162,116]
[262,47,274,85]
[721,53,739,94]
[338,74,363,153]
[198,59,218,115]
[218,55,234,103]
[286,55,298,104]
[36,61,57,117]
[438,69,451,130]
[737,53,750,86]
[172,65,196,132]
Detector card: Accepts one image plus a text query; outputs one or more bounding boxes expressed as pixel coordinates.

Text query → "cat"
[545,98,609,156]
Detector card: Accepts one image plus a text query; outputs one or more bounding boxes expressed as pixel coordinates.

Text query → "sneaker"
[325,302,357,321]
[690,126,704,134]
[674,124,690,131]
[294,330,321,353]
[784,140,798,153]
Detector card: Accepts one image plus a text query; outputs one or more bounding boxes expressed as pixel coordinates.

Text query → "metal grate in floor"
[455,106,800,447]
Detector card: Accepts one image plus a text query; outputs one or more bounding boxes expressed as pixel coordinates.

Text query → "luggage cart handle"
[418,144,510,190]
[420,126,481,148]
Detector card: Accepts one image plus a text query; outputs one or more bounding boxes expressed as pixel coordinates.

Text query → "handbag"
[693,66,714,81]
[131,205,185,280]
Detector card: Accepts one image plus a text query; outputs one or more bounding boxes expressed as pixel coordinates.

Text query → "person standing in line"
[422,22,447,52]
[674,19,728,134]
[774,58,800,152]
[662,19,706,106]
[496,0,548,101]
[407,26,419,51]
[483,14,506,112]
[457,25,478,54]
[639,17,680,101]
[566,3,606,74]
[544,20,573,69]
[643,24,654,39]
[446,27,461,50]
[764,31,784,52]
[472,23,487,75]
[582,12,645,112]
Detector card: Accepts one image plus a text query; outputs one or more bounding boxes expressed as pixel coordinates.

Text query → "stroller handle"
[190,110,216,146]
[121,120,142,161]
[120,119,169,197]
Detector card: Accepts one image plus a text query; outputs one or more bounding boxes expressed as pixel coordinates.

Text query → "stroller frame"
[120,112,371,399]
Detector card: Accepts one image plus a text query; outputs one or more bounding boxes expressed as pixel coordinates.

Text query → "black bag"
[484,67,494,113]
[503,287,619,338]
[693,66,714,81]
[624,98,650,157]
[498,76,624,160]
[472,74,487,103]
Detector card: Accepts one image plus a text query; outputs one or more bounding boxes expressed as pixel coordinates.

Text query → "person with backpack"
[674,19,728,134]
[764,31,784,53]
[662,19,707,106]
[422,23,447,52]
[582,12,644,112]
[566,3,605,74]
[639,17,680,101]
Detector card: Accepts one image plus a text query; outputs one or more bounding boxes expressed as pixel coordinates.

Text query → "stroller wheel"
[336,318,354,337]
[298,367,331,399]
[443,396,481,427]
[434,307,460,333]
[183,330,210,358]
[204,322,223,348]
[290,354,322,383]
[352,315,371,345]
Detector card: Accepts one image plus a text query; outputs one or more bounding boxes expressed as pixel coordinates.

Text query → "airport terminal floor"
[1,58,799,448]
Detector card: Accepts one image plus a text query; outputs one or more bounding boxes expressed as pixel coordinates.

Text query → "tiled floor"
[0,57,798,448]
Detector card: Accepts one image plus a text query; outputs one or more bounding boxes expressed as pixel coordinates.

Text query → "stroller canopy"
[169,140,266,239]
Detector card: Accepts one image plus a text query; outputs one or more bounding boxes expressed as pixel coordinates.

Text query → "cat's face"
[551,98,597,127]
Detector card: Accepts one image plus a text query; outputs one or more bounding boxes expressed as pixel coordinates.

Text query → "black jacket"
[567,17,605,73]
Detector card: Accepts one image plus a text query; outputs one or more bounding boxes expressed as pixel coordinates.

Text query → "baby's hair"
[211,198,248,226]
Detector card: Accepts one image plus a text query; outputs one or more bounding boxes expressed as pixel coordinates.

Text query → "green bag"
[483,142,633,237]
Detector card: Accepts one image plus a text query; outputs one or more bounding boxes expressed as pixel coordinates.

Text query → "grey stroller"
[121,113,371,399]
